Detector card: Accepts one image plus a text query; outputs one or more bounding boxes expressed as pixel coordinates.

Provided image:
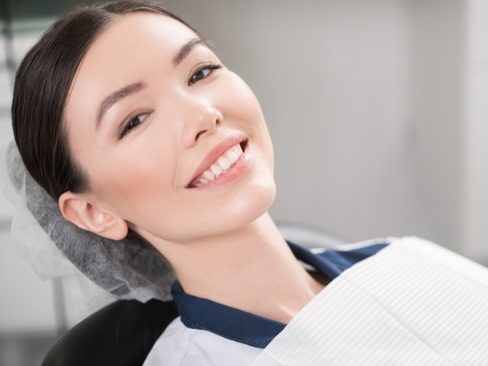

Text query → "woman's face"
[64,12,275,243]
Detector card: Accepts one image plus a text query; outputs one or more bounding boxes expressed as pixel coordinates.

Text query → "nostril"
[195,130,206,141]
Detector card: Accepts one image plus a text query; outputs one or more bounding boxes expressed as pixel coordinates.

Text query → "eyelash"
[118,113,149,139]
[188,62,223,86]
[118,62,223,139]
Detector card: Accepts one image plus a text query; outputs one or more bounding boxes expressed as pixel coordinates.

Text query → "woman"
[9,1,488,365]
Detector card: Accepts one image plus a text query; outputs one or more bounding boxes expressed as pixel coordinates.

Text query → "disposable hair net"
[0,140,175,317]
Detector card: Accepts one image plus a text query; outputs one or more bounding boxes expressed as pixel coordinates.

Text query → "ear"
[58,191,128,240]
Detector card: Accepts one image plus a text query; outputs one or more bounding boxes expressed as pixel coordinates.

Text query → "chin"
[228,177,276,227]
[144,177,276,244]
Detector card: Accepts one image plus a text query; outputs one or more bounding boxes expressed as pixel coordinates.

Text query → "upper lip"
[187,133,247,187]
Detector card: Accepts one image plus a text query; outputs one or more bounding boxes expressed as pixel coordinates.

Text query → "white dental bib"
[251,237,488,365]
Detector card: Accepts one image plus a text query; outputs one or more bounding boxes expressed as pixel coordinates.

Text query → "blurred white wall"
[0,0,487,335]
[0,23,57,334]
[465,0,488,261]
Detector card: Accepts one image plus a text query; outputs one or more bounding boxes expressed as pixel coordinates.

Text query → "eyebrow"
[96,37,212,130]
[173,37,209,65]
[96,81,146,130]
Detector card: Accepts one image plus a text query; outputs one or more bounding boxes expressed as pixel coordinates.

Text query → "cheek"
[89,139,177,218]
[225,73,274,162]
[225,72,264,121]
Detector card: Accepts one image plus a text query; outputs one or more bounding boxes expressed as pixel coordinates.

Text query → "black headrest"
[42,299,178,366]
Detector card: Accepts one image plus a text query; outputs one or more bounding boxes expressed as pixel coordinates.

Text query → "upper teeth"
[194,143,244,187]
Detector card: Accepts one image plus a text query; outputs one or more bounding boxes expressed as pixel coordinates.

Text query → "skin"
[59,12,326,324]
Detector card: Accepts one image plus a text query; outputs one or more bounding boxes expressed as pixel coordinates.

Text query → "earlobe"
[58,191,128,240]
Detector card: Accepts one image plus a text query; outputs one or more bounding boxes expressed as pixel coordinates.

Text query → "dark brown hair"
[12,0,200,201]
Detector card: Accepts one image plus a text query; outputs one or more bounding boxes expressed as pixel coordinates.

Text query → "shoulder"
[143,317,262,366]
[305,237,392,273]
[316,237,391,259]
[282,237,393,281]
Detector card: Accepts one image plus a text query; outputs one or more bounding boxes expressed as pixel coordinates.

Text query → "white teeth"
[226,149,239,164]
[193,142,245,187]
[203,171,215,181]
[211,164,223,176]
[217,156,231,170]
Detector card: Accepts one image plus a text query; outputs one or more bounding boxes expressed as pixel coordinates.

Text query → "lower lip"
[191,142,253,190]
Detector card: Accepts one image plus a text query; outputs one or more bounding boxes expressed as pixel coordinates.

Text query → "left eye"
[118,113,149,139]
[188,64,222,86]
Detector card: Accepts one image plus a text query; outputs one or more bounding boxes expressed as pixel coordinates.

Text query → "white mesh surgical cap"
[0,140,176,310]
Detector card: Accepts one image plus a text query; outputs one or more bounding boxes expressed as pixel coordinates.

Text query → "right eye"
[188,63,223,86]
[119,113,149,139]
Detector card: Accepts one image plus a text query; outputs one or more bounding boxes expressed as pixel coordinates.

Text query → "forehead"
[95,12,195,54]
[78,11,197,73]
[65,12,198,121]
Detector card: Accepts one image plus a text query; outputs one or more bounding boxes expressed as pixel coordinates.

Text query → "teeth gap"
[240,140,247,151]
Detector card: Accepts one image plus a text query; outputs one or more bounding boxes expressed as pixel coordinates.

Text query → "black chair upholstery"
[41,299,178,366]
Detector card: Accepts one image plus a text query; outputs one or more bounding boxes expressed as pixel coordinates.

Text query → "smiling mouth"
[187,139,248,188]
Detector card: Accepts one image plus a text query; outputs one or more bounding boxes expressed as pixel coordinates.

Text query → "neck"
[148,213,325,324]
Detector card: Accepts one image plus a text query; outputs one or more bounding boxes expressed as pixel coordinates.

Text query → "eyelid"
[188,62,223,86]
[117,111,150,139]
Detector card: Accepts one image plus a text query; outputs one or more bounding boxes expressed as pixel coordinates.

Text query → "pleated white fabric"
[251,237,488,366]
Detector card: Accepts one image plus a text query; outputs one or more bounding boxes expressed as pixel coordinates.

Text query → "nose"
[181,101,223,147]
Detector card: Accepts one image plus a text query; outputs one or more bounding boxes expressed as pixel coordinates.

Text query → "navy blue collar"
[170,239,389,348]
